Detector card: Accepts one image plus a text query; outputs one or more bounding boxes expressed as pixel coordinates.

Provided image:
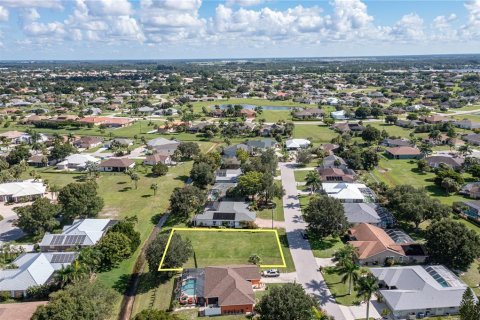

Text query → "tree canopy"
[14,197,60,236]
[256,283,318,320]
[303,196,348,239]
[57,181,104,222]
[169,185,206,218]
[31,280,117,320]
[425,219,480,271]
[146,233,193,271]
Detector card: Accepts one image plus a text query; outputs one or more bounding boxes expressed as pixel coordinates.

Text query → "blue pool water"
[182,279,196,296]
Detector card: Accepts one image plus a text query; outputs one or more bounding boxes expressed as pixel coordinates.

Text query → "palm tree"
[334,244,359,267]
[55,266,74,288]
[305,171,321,194]
[356,273,379,320]
[338,260,360,295]
[458,144,473,157]
[419,143,432,157]
[130,173,140,189]
[150,183,158,196]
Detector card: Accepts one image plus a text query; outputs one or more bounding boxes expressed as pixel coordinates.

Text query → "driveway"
[279,162,349,320]
[255,218,285,229]
[261,272,298,284]
[0,202,26,243]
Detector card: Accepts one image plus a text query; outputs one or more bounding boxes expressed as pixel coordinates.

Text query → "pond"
[212,104,299,111]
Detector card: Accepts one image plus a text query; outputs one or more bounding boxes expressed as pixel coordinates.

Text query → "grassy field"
[370,156,471,205]
[257,110,292,122]
[293,124,338,144]
[368,123,414,138]
[190,98,305,112]
[169,229,286,268]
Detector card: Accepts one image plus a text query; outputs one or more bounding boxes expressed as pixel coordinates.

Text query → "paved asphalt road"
[279,162,348,320]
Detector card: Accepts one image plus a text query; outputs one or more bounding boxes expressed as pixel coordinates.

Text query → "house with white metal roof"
[322,182,373,203]
[285,139,311,150]
[56,154,100,171]
[193,201,256,228]
[0,180,46,202]
[371,265,471,319]
[39,219,116,251]
[0,252,76,297]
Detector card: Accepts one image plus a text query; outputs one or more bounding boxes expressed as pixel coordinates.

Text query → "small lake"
[212,104,298,111]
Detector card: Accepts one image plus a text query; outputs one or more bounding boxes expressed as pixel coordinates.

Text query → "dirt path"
[118,214,170,320]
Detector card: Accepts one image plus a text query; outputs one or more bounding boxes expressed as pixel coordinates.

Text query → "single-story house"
[147,137,180,155]
[56,154,100,171]
[322,182,372,203]
[223,144,250,158]
[425,155,464,170]
[215,169,242,183]
[343,203,381,226]
[381,138,411,147]
[319,155,348,170]
[318,167,355,182]
[293,108,324,119]
[74,136,103,149]
[371,265,470,319]
[331,110,347,120]
[245,138,277,151]
[105,138,134,148]
[285,139,311,150]
[193,201,256,228]
[348,223,427,266]
[459,183,480,199]
[463,133,480,146]
[420,115,448,124]
[0,252,76,297]
[395,119,423,128]
[178,265,261,315]
[319,143,339,155]
[453,119,480,130]
[386,146,422,159]
[0,180,46,202]
[98,158,135,172]
[332,122,365,133]
[27,154,49,167]
[40,219,116,251]
[144,153,173,166]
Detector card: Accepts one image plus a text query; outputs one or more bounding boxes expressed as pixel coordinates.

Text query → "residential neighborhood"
[1,31,480,320]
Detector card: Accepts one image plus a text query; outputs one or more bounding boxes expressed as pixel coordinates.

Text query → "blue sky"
[0,0,479,60]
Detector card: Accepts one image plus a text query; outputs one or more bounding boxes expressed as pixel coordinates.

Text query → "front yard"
[322,266,368,306]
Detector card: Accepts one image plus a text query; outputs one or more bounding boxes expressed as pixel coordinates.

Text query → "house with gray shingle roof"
[193,201,256,228]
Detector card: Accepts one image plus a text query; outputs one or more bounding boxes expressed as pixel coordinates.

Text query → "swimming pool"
[182,279,196,296]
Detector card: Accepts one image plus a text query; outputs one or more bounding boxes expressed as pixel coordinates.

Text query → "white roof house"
[0,180,46,202]
[285,139,311,150]
[372,265,470,319]
[0,252,76,297]
[56,154,100,171]
[40,219,115,251]
[331,110,347,120]
[322,182,369,203]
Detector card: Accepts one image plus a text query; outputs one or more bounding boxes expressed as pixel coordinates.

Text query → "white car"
[262,269,280,277]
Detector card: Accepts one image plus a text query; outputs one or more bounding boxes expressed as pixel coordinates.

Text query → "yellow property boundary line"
[158,228,287,272]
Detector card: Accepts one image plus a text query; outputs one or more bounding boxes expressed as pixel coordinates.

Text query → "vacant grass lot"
[368,123,414,138]
[293,124,338,144]
[371,156,472,205]
[170,229,285,268]
[310,236,345,259]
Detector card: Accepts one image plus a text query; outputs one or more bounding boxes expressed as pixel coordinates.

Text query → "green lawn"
[174,309,246,320]
[294,169,314,183]
[190,98,305,112]
[310,236,345,258]
[460,260,480,297]
[368,123,414,139]
[170,229,286,268]
[371,156,472,205]
[293,125,338,145]
[257,110,292,122]
[322,267,365,306]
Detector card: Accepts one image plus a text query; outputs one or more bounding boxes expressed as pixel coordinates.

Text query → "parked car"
[262,269,280,277]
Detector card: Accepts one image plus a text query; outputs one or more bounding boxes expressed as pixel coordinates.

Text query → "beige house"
[348,223,427,266]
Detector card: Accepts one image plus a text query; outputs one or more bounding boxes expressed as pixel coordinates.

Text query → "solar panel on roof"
[51,254,76,264]
[51,235,65,246]
[64,235,87,245]
[213,212,235,220]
